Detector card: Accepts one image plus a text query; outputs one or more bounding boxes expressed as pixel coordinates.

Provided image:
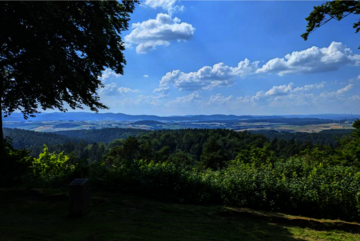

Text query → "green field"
[1,187,360,241]
[237,123,354,133]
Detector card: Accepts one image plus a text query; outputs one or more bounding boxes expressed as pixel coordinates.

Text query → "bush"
[29,145,75,186]
[95,158,360,222]
[0,137,32,186]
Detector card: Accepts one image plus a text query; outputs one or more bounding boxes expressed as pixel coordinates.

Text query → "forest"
[2,121,360,222]
[3,127,352,162]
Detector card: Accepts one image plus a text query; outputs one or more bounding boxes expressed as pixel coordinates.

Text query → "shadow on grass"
[0,187,358,241]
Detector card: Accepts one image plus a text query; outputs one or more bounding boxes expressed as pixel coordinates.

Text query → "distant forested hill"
[4,128,147,156]
[131,120,164,125]
[3,128,83,155]
[55,128,148,143]
[250,129,352,146]
[4,127,353,160]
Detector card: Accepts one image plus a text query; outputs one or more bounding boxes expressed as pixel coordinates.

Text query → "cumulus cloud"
[143,0,184,15]
[134,94,167,106]
[320,84,354,98]
[349,95,360,100]
[237,82,326,103]
[98,69,121,83]
[257,42,360,76]
[157,59,259,92]
[125,13,195,54]
[99,82,139,96]
[209,94,233,105]
[237,81,357,109]
[168,92,201,105]
[156,42,360,93]
[118,87,139,94]
[337,84,354,94]
[264,83,293,97]
[99,82,119,96]
[143,74,149,78]
[293,81,326,92]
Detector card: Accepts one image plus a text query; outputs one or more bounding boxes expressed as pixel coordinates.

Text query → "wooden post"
[69,178,89,216]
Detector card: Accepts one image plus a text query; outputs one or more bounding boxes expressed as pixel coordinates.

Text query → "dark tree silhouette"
[0,1,138,140]
[302,1,360,42]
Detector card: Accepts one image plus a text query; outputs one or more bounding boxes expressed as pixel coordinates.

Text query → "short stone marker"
[69,178,89,216]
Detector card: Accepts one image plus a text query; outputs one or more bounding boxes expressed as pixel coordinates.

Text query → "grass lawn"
[1,187,360,241]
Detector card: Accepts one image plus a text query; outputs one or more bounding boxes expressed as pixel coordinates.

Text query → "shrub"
[29,145,75,186]
[0,137,32,186]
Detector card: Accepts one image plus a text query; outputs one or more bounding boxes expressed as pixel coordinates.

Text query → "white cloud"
[337,84,354,94]
[237,95,252,103]
[157,59,259,92]
[117,87,139,94]
[153,42,360,94]
[237,82,326,104]
[156,42,360,93]
[143,0,184,15]
[209,94,233,105]
[99,82,139,96]
[320,84,354,98]
[349,95,360,100]
[125,13,195,54]
[135,94,167,106]
[169,92,201,105]
[264,83,293,97]
[99,82,119,96]
[98,69,121,83]
[154,86,170,94]
[257,42,360,76]
[292,81,326,92]
[143,74,149,78]
[268,93,318,108]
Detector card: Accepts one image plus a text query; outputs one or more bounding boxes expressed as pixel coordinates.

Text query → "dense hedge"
[88,158,360,222]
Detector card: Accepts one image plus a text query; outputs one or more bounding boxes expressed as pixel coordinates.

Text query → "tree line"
[4,127,353,169]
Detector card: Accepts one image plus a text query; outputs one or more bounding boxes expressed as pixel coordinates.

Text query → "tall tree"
[0,1,138,141]
[302,0,360,42]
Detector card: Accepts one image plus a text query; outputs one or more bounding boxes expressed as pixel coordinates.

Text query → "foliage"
[30,145,75,185]
[0,137,31,186]
[55,128,147,143]
[252,129,352,147]
[4,128,84,155]
[0,0,138,121]
[81,156,360,221]
[5,120,360,221]
[302,0,360,43]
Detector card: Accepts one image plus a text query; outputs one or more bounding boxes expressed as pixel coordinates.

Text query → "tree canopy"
[0,1,137,125]
[302,0,360,42]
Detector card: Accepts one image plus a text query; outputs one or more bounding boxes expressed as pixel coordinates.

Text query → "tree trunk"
[0,98,4,176]
[0,100,3,141]
[0,99,3,154]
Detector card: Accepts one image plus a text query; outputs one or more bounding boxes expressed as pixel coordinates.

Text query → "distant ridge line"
[4,112,360,122]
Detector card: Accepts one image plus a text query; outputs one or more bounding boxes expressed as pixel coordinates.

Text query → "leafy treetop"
[302,0,360,43]
[0,1,138,119]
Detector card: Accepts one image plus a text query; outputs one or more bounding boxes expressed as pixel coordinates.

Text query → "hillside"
[55,128,148,143]
[3,128,83,149]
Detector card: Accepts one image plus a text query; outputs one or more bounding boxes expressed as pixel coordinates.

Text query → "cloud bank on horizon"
[94,1,360,115]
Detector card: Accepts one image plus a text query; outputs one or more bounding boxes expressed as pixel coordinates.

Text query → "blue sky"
[95,0,360,116]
